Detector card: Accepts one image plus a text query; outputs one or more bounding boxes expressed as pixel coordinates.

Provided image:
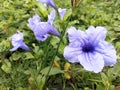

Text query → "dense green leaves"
[1,60,11,73]
[40,66,64,76]
[0,0,120,90]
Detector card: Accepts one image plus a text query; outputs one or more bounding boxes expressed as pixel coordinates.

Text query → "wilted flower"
[38,0,56,9]
[10,31,30,51]
[64,26,117,73]
[58,8,66,20]
[28,10,60,41]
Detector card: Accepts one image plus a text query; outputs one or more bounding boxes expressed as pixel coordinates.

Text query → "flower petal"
[28,14,41,30]
[10,46,20,51]
[58,8,66,20]
[78,52,104,73]
[95,41,117,66]
[34,22,60,41]
[86,26,107,45]
[34,22,49,36]
[20,43,30,51]
[67,27,87,46]
[64,45,82,63]
[38,0,56,8]
[11,31,23,41]
[33,23,49,41]
[11,31,23,47]
[48,10,55,24]
[10,31,29,51]
[36,34,49,41]
[48,25,60,37]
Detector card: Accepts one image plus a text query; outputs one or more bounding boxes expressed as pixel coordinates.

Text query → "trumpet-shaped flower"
[10,31,30,51]
[38,0,56,8]
[28,14,41,30]
[28,10,60,41]
[64,26,117,73]
[58,8,66,20]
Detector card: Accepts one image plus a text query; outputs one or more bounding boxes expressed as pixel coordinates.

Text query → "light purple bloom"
[48,10,55,24]
[64,26,117,73]
[28,14,41,30]
[38,0,56,8]
[10,31,30,51]
[28,10,60,41]
[58,8,66,20]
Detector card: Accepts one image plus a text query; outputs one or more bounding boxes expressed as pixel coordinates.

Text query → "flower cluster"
[64,26,117,73]
[10,0,66,51]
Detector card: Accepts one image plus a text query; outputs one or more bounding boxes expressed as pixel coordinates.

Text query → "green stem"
[37,39,51,74]
[43,15,72,89]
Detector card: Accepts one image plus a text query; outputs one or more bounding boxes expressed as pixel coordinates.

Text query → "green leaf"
[11,52,22,61]
[16,87,29,90]
[63,9,72,21]
[110,61,120,76]
[36,2,48,17]
[24,70,31,75]
[58,43,65,54]
[0,40,10,53]
[96,85,105,90]
[1,60,11,73]
[37,75,46,90]
[40,67,64,76]
[50,36,60,48]
[0,85,9,90]
[24,52,34,59]
[84,87,92,90]
[100,73,109,86]
[109,85,115,90]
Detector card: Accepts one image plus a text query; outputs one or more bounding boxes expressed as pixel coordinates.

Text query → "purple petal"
[10,31,29,51]
[34,22,49,35]
[38,0,56,8]
[48,25,60,37]
[58,8,66,20]
[20,43,30,51]
[10,46,20,51]
[48,10,55,24]
[28,14,41,30]
[64,45,82,63]
[78,52,104,73]
[11,31,23,47]
[34,22,60,41]
[11,31,23,41]
[86,26,107,45]
[95,41,117,66]
[33,22,49,41]
[35,34,50,41]
[67,27,87,46]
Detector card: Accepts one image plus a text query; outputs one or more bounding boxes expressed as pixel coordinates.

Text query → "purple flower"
[58,8,66,20]
[38,0,56,8]
[64,26,117,73]
[10,31,30,51]
[28,14,41,30]
[28,10,60,41]
[48,10,56,24]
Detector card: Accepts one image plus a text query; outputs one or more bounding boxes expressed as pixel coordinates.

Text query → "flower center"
[82,44,94,52]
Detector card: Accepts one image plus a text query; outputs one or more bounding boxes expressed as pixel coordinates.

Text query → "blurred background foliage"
[0,0,120,90]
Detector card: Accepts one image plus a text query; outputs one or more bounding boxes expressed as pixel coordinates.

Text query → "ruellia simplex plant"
[0,0,120,90]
